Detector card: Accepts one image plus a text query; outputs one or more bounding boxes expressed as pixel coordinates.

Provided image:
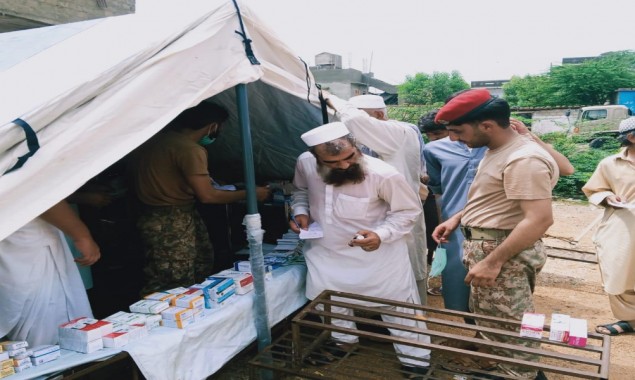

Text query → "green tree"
[503,74,552,107]
[503,50,635,108]
[398,71,469,105]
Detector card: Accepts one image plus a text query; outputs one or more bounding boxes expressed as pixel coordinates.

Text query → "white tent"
[0,0,323,241]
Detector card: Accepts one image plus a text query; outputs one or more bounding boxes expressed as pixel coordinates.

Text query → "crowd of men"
[2,88,634,380]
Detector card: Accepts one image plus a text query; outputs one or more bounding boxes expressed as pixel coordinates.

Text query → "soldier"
[130,102,269,294]
[432,89,557,379]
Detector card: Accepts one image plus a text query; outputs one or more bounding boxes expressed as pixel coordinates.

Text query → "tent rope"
[232,0,260,65]
[3,119,40,175]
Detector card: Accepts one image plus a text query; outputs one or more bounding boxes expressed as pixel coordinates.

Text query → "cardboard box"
[548,314,570,342]
[0,360,11,370]
[568,318,588,347]
[520,313,545,339]
[59,318,113,344]
[130,299,170,314]
[30,349,61,366]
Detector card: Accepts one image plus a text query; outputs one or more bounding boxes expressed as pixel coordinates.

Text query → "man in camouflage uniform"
[130,102,270,295]
[432,90,558,379]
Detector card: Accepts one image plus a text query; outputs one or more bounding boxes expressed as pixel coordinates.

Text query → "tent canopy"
[0,0,323,241]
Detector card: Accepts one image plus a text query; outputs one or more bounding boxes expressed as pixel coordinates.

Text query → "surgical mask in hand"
[429,246,447,277]
[198,136,216,146]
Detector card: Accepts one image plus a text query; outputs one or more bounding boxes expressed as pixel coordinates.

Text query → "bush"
[541,132,620,199]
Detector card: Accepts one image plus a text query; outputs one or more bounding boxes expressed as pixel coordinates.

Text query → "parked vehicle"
[572,105,632,148]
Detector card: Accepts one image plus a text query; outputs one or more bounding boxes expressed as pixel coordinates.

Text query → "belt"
[460,226,511,241]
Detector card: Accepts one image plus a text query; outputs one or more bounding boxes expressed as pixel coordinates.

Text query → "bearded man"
[290,122,431,376]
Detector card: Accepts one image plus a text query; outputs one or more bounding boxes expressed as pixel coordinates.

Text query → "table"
[13,264,307,380]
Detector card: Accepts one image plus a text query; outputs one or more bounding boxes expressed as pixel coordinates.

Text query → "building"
[470,80,509,98]
[0,0,135,33]
[310,52,398,104]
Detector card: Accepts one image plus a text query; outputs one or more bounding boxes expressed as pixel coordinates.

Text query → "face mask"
[198,136,215,146]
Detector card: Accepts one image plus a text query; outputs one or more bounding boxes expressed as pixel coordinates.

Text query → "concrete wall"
[0,0,135,26]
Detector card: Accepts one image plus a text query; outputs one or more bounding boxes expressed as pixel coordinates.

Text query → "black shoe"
[535,370,548,380]
[401,364,431,379]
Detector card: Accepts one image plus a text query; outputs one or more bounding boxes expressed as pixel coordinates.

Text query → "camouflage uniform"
[463,237,547,379]
[138,204,213,295]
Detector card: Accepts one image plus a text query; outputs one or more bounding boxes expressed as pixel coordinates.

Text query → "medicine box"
[233,260,273,276]
[13,361,32,372]
[0,341,27,352]
[568,318,588,347]
[161,315,194,329]
[144,292,178,303]
[103,331,130,348]
[60,337,103,354]
[215,270,254,295]
[59,318,113,344]
[31,348,61,366]
[161,307,194,321]
[30,345,60,358]
[205,277,235,299]
[0,367,14,378]
[0,353,6,362]
[6,347,26,357]
[130,299,170,314]
[520,313,545,339]
[174,294,204,310]
[164,287,189,295]
[548,314,570,342]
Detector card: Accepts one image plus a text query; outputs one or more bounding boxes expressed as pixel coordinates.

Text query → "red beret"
[435,89,494,125]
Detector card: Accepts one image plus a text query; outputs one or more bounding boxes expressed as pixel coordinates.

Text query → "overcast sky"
[245,0,635,85]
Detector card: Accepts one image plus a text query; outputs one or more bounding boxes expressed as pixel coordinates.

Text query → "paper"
[211,179,236,191]
[299,222,323,239]
[607,200,635,209]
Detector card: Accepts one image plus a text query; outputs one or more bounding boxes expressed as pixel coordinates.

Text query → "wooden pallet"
[250,290,610,379]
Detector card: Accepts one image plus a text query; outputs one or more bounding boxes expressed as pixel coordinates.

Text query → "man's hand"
[256,186,271,201]
[289,214,309,233]
[464,258,502,287]
[348,230,381,251]
[605,195,625,208]
[73,236,101,266]
[510,118,531,136]
[432,215,461,244]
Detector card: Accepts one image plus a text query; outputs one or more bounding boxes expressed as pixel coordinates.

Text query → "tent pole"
[235,84,273,355]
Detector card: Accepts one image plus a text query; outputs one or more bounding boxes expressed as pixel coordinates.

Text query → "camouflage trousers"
[137,204,214,295]
[463,238,547,379]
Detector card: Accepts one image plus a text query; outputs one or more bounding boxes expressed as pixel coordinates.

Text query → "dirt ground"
[212,200,634,380]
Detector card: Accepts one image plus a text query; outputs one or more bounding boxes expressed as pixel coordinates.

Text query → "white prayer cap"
[619,116,635,134]
[301,122,350,147]
[348,94,386,109]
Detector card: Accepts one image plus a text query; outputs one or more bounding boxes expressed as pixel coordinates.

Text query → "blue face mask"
[198,136,215,146]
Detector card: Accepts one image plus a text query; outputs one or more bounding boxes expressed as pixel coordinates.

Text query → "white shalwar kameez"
[333,100,428,289]
[0,218,93,346]
[292,152,431,366]
[582,148,635,324]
